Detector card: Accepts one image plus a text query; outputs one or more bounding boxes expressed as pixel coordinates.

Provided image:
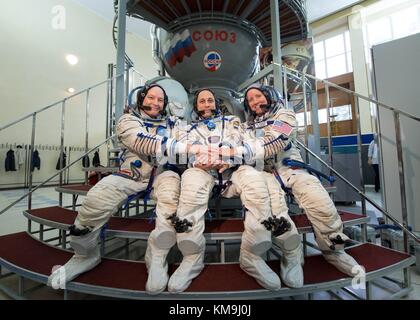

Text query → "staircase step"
[0,232,414,299]
[24,206,370,239]
[55,184,92,196]
[81,167,119,173]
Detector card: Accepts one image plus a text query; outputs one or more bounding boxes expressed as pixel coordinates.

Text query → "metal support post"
[115,0,127,123]
[62,230,67,249]
[28,113,36,210]
[302,73,310,163]
[18,276,25,296]
[125,66,134,98]
[270,0,283,94]
[85,90,90,184]
[283,67,288,108]
[59,100,66,206]
[365,281,372,300]
[355,96,367,241]
[40,224,44,242]
[403,267,411,290]
[106,63,114,139]
[325,84,333,173]
[393,112,409,253]
[310,86,321,170]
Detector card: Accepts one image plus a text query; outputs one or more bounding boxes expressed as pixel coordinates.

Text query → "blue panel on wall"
[332,134,374,146]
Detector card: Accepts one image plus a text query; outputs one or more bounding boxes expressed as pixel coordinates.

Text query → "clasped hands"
[188,144,234,173]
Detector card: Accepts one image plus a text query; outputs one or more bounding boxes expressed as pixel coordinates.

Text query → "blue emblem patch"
[156,126,167,137]
[205,120,216,131]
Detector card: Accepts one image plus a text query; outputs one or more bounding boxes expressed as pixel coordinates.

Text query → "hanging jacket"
[92,151,100,167]
[82,154,90,168]
[56,152,66,170]
[5,149,16,171]
[31,150,41,171]
[16,146,25,169]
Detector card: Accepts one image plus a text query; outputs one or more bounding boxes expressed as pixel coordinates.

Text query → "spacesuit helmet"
[243,83,284,116]
[192,88,221,119]
[137,84,168,116]
[127,84,169,117]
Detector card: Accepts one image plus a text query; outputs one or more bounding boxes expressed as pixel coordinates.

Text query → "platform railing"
[281,64,420,247]
[0,70,124,210]
[0,136,114,216]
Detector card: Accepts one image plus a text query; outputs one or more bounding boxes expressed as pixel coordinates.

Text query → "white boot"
[145,233,175,295]
[48,248,101,288]
[280,244,304,288]
[239,250,281,291]
[273,227,304,288]
[47,227,101,288]
[318,232,359,277]
[167,251,204,293]
[322,250,360,277]
[145,248,170,295]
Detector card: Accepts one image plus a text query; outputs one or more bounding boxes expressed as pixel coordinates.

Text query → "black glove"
[261,216,291,237]
[68,224,91,236]
[167,213,193,233]
[328,234,349,250]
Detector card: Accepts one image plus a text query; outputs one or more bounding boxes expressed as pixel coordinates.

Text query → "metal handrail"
[274,63,420,246]
[0,73,124,132]
[281,64,420,122]
[295,139,420,244]
[0,136,115,216]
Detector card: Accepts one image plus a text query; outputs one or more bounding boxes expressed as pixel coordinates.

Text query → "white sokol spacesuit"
[165,89,293,293]
[241,84,360,277]
[48,85,189,289]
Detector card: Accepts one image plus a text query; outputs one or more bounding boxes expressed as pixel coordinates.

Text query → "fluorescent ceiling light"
[66,54,79,65]
[67,87,75,93]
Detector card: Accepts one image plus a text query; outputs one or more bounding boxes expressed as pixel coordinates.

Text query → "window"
[314,31,353,79]
[296,105,352,127]
[296,111,311,127]
[364,2,420,49]
[331,105,353,121]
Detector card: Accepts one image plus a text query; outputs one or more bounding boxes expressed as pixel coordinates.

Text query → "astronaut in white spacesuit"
[47,84,201,289]
[165,88,301,293]
[238,84,360,277]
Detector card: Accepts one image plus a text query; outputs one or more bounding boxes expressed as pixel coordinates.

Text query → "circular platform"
[127,0,308,46]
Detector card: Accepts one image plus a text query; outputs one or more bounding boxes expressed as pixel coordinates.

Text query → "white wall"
[348,11,372,134]
[372,33,420,232]
[311,11,374,134]
[0,0,158,188]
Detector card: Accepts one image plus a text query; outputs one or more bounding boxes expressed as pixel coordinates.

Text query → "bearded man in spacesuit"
[236,84,360,277]
[164,88,302,293]
[48,84,202,288]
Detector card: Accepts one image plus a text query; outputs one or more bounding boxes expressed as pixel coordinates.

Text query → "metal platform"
[55,184,92,196]
[23,206,370,240]
[81,167,119,173]
[0,232,414,300]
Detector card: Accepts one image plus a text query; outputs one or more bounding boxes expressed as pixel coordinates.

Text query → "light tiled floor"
[0,185,419,300]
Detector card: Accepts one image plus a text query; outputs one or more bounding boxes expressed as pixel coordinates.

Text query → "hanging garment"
[16,145,25,170]
[56,152,67,170]
[31,150,41,171]
[5,149,16,171]
[82,154,90,168]
[92,151,100,167]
